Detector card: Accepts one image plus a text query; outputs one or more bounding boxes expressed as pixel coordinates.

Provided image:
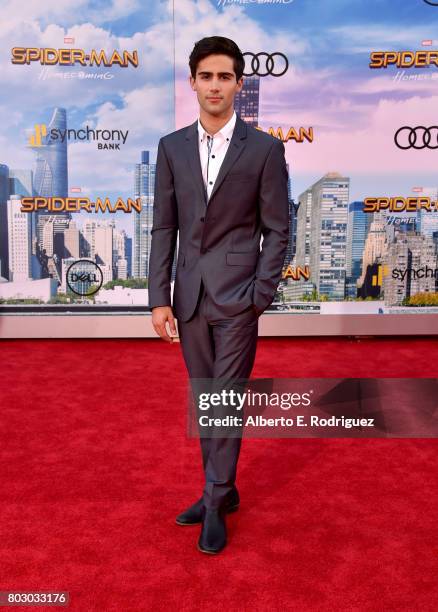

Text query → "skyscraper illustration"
[113,229,129,280]
[345,201,372,298]
[7,195,32,282]
[233,76,260,126]
[283,164,297,269]
[416,191,438,242]
[297,173,350,300]
[28,107,70,274]
[32,107,68,198]
[384,233,437,306]
[133,151,155,279]
[357,213,387,294]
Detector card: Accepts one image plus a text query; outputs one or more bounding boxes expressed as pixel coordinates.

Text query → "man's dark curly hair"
[189,36,244,81]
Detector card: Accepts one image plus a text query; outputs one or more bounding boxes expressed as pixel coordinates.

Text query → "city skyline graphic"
[1,0,438,313]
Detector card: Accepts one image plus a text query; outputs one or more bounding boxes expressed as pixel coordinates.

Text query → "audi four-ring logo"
[242,52,289,77]
[394,126,438,150]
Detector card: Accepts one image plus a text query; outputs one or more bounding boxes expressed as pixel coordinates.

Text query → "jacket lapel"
[184,113,248,207]
[185,119,208,205]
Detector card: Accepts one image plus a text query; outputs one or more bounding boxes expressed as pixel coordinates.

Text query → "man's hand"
[151,306,178,343]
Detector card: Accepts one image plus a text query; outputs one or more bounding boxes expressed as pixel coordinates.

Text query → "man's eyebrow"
[197,71,234,76]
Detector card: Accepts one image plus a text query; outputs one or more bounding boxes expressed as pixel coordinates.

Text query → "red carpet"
[0,337,437,611]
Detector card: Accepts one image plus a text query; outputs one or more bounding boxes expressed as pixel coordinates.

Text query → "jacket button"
[200,216,205,222]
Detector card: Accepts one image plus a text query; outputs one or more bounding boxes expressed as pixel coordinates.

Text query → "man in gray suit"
[149,36,289,554]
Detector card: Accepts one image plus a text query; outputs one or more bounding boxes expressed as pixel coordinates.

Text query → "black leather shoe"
[175,497,204,526]
[197,508,226,554]
[175,488,239,526]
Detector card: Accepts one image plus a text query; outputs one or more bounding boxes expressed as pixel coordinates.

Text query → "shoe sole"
[197,542,225,555]
[175,503,239,526]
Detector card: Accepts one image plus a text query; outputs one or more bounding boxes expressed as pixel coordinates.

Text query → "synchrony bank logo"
[372,265,389,287]
[372,264,438,287]
[28,124,129,150]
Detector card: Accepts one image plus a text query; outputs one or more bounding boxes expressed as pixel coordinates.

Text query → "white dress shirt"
[197,110,236,202]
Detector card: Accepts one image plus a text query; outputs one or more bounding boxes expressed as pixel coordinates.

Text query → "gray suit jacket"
[148,113,289,322]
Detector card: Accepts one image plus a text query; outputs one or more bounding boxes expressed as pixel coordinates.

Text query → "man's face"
[189,53,243,116]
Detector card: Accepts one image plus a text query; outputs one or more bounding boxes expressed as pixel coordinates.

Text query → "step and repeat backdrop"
[1,0,438,330]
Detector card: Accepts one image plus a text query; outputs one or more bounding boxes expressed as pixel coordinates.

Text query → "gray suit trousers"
[178,279,259,509]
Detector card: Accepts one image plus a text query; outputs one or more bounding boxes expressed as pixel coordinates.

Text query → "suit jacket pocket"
[226,252,258,266]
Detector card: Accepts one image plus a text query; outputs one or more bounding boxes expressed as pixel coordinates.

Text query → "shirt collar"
[197,110,236,145]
